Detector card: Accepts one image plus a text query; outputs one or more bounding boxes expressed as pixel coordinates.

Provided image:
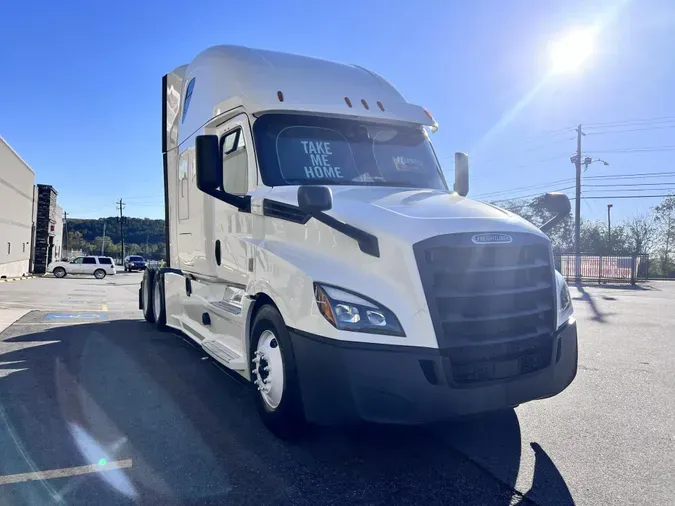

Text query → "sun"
[549,29,595,74]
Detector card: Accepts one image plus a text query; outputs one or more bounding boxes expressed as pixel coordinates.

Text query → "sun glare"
[549,29,595,74]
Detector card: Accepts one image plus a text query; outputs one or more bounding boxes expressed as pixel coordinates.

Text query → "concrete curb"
[0,275,38,283]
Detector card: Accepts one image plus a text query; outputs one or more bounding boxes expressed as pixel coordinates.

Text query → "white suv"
[49,256,117,279]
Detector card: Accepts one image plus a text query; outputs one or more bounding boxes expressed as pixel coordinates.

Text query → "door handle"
[215,240,221,266]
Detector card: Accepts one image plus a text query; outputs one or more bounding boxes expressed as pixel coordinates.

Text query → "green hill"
[65,217,165,260]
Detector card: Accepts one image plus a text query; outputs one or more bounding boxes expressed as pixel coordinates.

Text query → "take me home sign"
[301,141,343,179]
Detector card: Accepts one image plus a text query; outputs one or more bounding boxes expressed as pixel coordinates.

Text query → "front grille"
[414,232,556,385]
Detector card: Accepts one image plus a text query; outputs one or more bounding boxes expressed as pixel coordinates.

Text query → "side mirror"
[537,192,571,215]
[454,152,469,197]
[195,135,222,193]
[298,186,333,214]
[535,192,572,233]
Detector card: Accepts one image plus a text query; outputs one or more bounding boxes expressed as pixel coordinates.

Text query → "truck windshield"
[253,114,447,190]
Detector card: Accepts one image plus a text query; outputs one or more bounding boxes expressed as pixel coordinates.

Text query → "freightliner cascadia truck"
[140,45,577,438]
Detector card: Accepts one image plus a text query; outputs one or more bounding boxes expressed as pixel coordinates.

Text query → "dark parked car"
[124,255,147,272]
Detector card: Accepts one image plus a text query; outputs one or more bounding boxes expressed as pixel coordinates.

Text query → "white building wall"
[53,204,63,261]
[0,136,35,278]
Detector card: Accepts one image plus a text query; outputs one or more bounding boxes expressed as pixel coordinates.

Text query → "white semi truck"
[140,45,577,437]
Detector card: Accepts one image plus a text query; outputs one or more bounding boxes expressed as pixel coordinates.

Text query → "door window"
[221,129,249,195]
[83,258,97,264]
[72,257,84,264]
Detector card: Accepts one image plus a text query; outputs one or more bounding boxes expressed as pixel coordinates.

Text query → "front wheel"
[153,273,167,329]
[53,267,66,278]
[141,269,156,323]
[94,269,106,279]
[250,305,306,439]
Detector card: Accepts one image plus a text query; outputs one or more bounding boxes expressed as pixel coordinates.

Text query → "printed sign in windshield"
[255,114,447,190]
[277,127,357,182]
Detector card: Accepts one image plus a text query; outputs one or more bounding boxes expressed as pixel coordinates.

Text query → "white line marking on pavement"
[0,459,133,485]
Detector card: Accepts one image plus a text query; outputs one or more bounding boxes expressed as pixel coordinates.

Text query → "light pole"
[607,204,613,253]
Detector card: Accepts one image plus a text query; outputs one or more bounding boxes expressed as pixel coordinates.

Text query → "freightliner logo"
[471,233,513,244]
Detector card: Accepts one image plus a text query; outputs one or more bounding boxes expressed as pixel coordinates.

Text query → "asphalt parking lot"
[0,274,673,505]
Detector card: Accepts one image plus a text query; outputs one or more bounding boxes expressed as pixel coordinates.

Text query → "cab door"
[213,114,256,288]
[193,114,257,364]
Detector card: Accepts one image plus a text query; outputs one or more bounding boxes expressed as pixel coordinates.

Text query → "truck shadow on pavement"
[0,318,573,506]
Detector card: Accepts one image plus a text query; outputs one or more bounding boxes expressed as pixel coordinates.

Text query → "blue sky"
[1,0,674,223]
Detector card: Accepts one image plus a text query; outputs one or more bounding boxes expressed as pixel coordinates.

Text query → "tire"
[153,273,167,329]
[142,269,156,323]
[53,267,66,278]
[94,269,106,279]
[250,305,306,439]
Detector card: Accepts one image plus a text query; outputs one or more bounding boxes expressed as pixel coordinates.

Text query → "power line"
[584,182,675,187]
[489,187,575,203]
[584,116,675,128]
[586,146,675,154]
[477,171,675,202]
[583,187,675,193]
[580,194,674,200]
[474,178,575,198]
[585,124,675,135]
[584,171,675,179]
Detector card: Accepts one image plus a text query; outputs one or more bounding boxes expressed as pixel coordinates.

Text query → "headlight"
[555,271,574,329]
[313,283,405,336]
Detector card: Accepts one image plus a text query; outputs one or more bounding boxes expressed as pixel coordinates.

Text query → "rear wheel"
[94,269,106,279]
[250,305,306,439]
[53,267,66,278]
[142,269,156,323]
[153,273,167,329]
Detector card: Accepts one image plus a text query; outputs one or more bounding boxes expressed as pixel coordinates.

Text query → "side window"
[221,128,249,196]
[72,257,84,264]
[83,257,97,264]
[181,78,195,124]
[99,257,112,265]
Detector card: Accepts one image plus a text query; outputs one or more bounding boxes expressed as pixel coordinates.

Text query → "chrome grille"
[414,232,556,385]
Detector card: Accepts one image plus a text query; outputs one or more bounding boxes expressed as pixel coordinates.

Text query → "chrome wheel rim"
[54,269,65,278]
[95,270,105,279]
[252,330,284,410]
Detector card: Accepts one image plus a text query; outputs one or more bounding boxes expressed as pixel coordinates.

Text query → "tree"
[626,213,656,255]
[654,196,675,275]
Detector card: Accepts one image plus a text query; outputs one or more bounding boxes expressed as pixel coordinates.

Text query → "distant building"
[33,185,60,274]
[0,136,66,277]
[0,136,35,278]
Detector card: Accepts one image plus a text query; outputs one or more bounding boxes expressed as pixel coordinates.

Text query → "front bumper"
[289,320,578,425]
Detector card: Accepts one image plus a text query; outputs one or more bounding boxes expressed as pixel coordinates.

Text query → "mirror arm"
[540,213,567,234]
[310,211,380,257]
[203,189,251,212]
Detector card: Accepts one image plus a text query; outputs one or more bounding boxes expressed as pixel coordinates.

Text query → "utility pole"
[573,124,584,281]
[607,204,613,254]
[117,199,126,262]
[101,221,107,255]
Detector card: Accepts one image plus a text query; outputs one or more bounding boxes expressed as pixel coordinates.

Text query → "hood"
[264,186,547,244]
